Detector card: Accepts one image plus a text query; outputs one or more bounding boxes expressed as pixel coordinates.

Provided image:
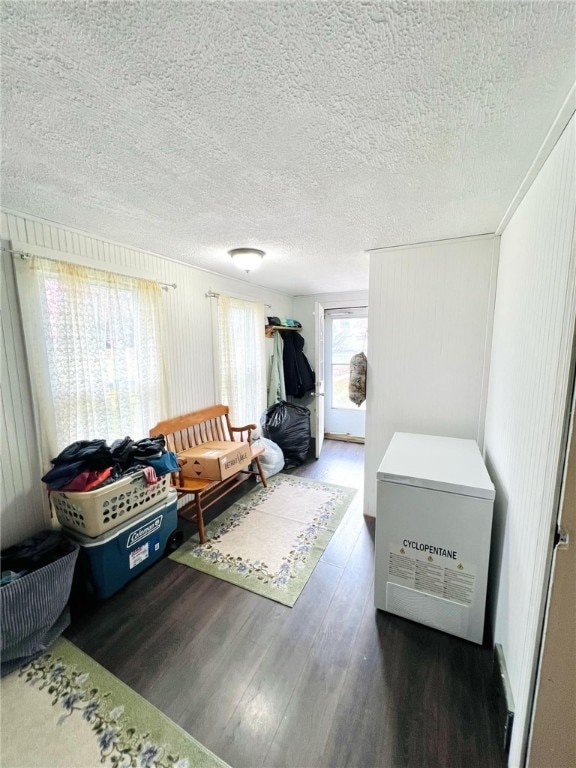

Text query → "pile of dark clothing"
[1,530,76,586]
[41,435,179,492]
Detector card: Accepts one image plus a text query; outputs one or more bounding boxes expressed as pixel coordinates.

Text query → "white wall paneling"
[0,210,293,546]
[364,235,498,518]
[1,243,47,547]
[484,115,576,768]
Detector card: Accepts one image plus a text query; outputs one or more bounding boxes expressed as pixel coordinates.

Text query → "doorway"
[324,307,368,440]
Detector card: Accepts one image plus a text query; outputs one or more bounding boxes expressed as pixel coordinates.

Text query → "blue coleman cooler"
[67,490,179,599]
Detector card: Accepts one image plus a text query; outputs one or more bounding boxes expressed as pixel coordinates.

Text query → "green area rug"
[170,473,356,607]
[0,637,229,768]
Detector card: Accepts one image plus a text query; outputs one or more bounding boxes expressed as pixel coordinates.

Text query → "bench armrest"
[230,423,257,433]
[230,423,257,442]
[171,456,188,487]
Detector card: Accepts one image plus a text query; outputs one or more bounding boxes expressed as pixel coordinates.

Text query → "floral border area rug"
[0,637,229,768]
[169,473,356,607]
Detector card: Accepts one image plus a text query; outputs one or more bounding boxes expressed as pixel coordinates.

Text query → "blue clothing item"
[41,459,88,489]
[145,451,179,476]
[1,571,26,586]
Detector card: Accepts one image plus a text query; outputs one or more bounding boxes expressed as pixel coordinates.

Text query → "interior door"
[314,301,325,458]
[528,387,576,767]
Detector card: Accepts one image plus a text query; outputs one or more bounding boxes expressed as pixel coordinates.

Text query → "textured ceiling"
[1,1,574,296]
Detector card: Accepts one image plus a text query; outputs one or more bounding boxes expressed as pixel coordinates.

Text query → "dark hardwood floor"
[66,439,505,768]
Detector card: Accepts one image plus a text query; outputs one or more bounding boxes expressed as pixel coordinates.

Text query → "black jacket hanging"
[282,331,315,398]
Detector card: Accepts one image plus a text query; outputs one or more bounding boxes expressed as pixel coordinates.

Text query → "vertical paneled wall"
[364,236,498,517]
[0,210,293,547]
[484,116,576,767]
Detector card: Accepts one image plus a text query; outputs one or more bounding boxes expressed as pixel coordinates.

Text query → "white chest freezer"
[374,432,495,644]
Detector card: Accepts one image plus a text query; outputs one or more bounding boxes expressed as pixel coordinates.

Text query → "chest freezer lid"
[377,432,495,500]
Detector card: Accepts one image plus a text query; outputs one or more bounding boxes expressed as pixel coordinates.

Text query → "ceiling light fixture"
[229,248,265,273]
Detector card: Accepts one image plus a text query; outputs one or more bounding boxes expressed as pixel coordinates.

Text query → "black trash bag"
[261,401,311,466]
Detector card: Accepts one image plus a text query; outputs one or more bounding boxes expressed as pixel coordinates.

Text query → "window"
[217,295,266,428]
[330,316,368,411]
[18,256,168,463]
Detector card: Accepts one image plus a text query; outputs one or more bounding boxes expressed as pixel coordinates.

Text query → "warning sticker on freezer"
[388,543,476,605]
[129,542,149,569]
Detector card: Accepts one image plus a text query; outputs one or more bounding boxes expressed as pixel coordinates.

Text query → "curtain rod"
[1,246,177,290]
[206,290,271,308]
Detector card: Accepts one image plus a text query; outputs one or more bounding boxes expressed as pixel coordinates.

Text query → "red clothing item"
[60,466,112,492]
[84,467,113,491]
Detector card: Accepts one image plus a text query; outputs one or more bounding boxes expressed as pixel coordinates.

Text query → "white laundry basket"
[50,472,170,537]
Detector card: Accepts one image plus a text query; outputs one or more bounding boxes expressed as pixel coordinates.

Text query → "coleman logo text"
[127,516,163,548]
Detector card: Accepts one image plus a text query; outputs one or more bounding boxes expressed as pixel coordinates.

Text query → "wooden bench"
[150,405,267,544]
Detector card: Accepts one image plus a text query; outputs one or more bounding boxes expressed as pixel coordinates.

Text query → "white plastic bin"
[50,472,170,537]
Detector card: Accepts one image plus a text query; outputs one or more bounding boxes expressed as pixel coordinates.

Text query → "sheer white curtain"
[17,256,169,467]
[217,295,266,429]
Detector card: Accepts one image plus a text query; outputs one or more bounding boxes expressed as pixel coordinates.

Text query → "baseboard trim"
[324,433,365,444]
[492,643,515,757]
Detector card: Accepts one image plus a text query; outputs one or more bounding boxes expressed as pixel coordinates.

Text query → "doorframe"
[323,306,368,440]
[526,324,576,766]
[313,298,369,455]
[314,301,325,459]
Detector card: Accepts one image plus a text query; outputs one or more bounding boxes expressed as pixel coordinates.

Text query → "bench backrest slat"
[150,404,233,452]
